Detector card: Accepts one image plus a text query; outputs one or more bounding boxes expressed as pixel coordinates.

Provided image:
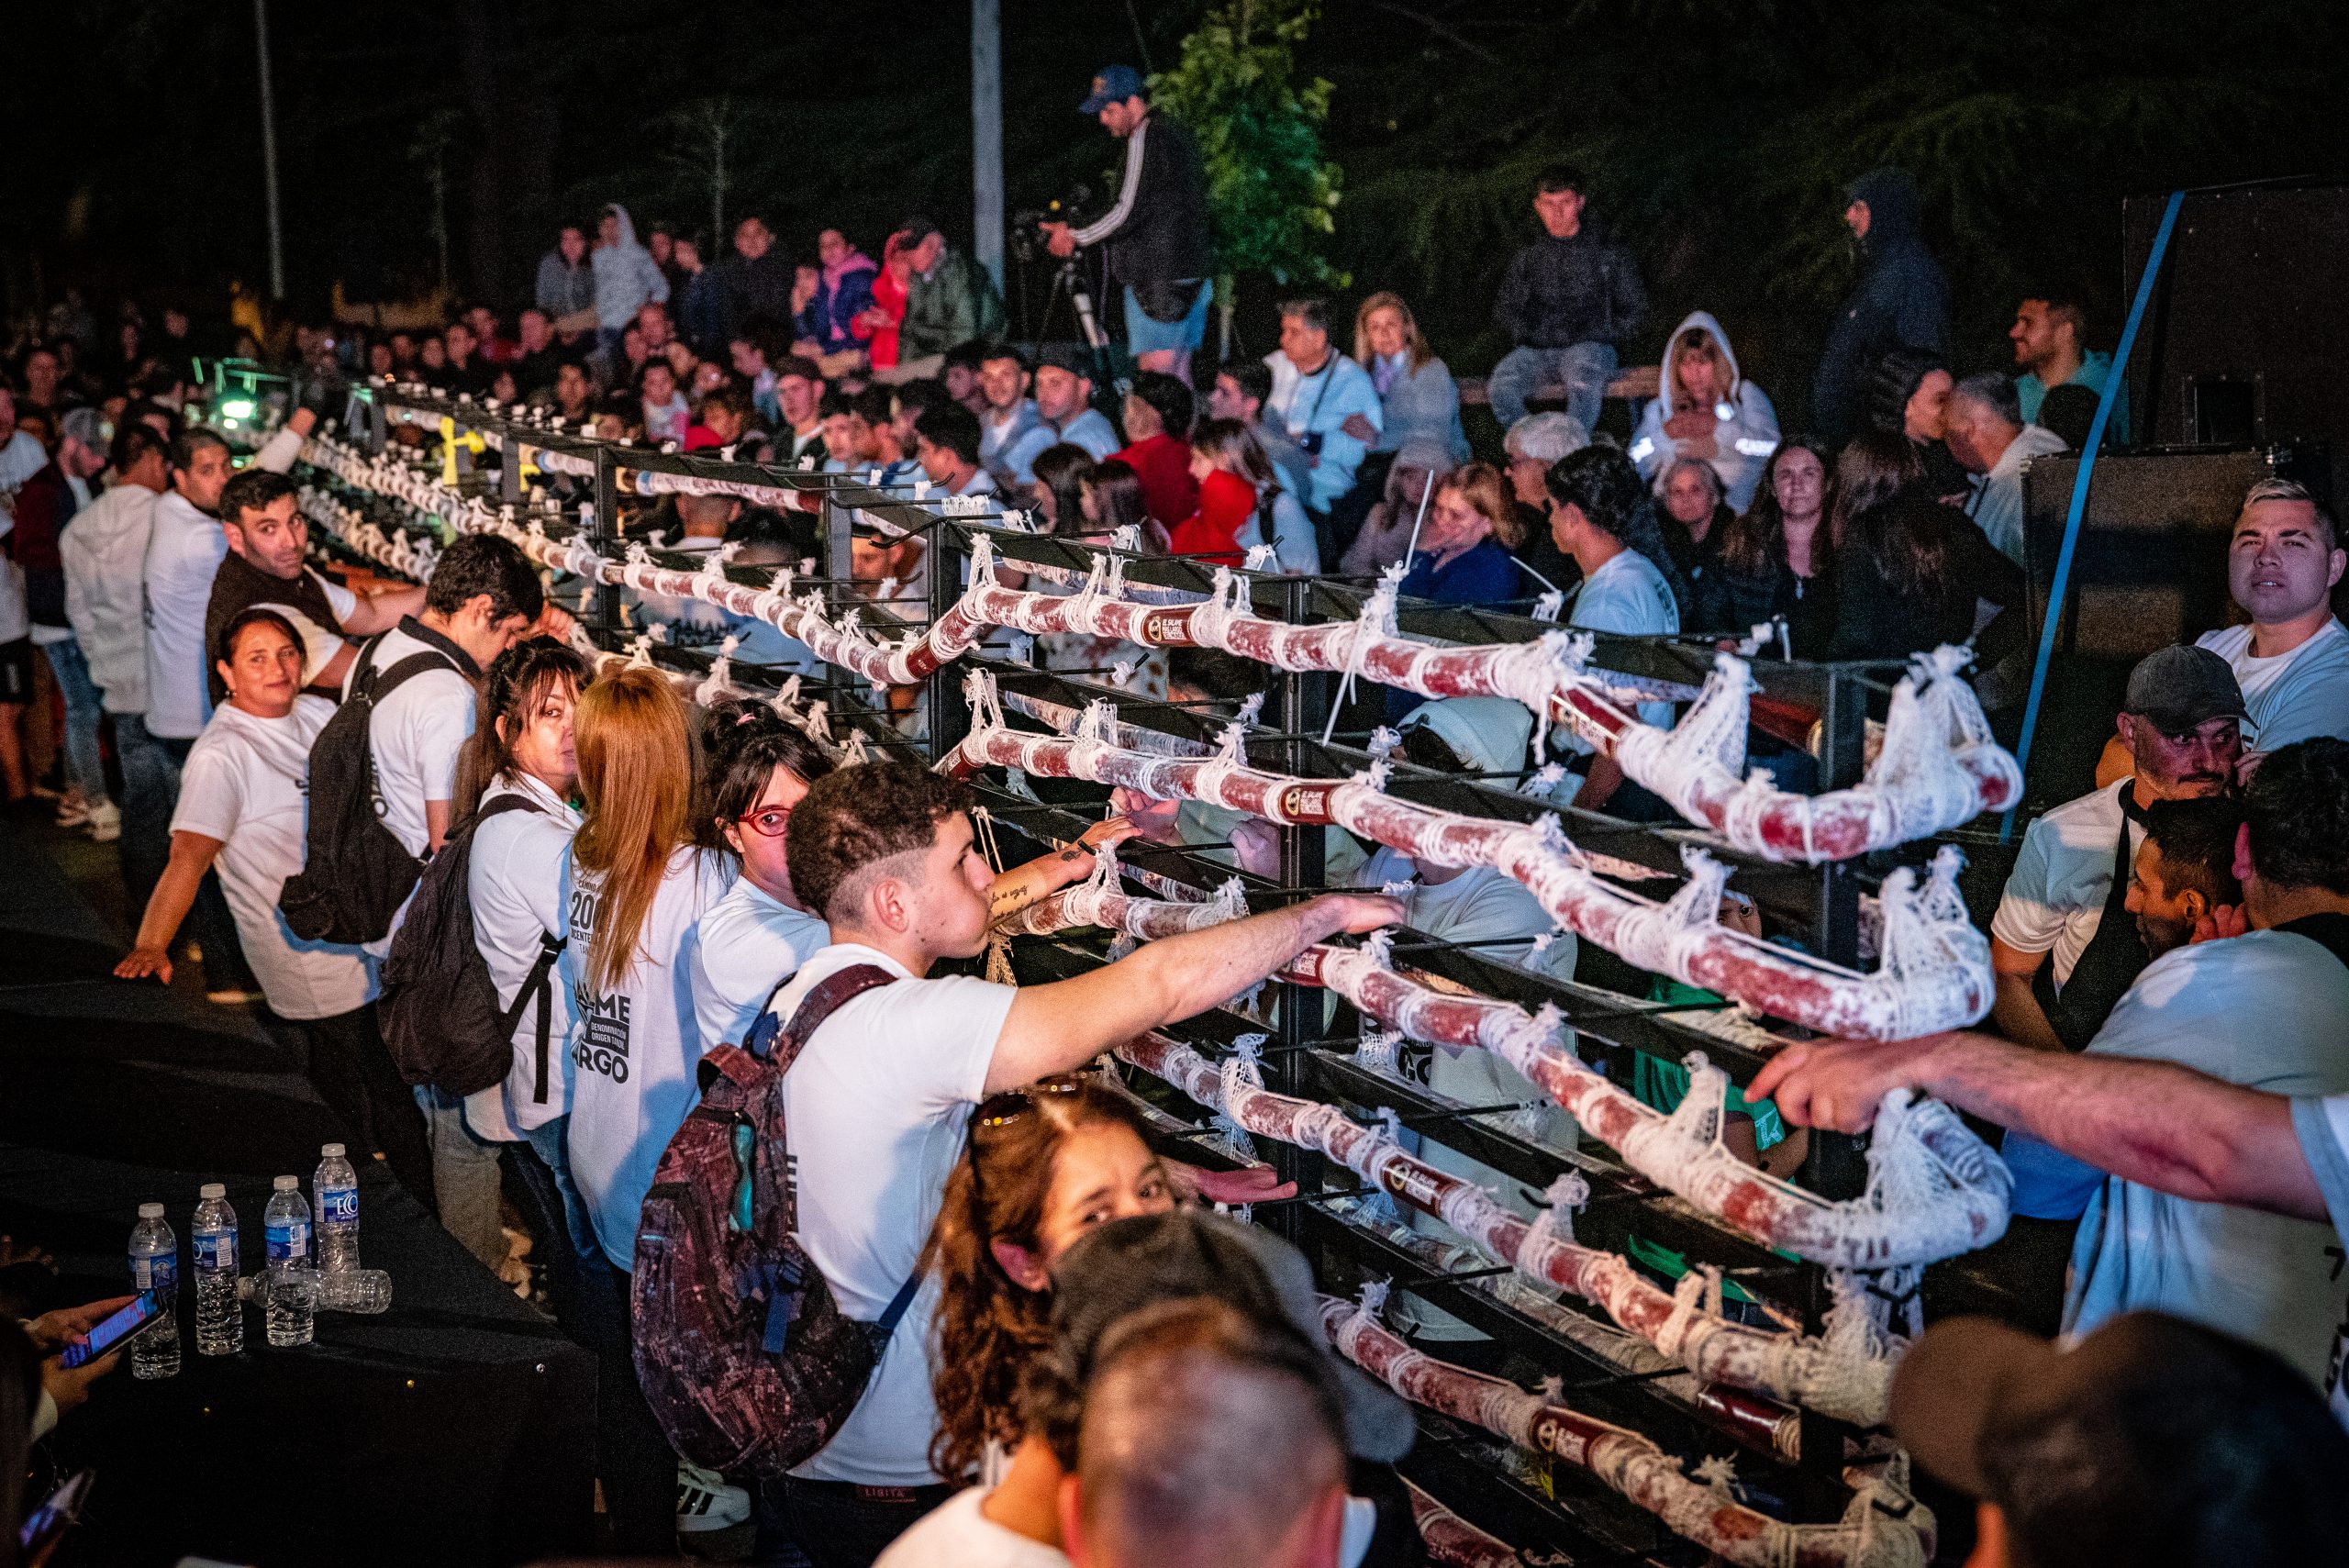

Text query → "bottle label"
[319,1185,358,1225]
[195,1231,238,1274]
[133,1255,179,1296]
[266,1219,311,1264]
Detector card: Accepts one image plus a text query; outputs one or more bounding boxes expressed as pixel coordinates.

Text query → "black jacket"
[1083,111,1211,293]
[1811,169,1949,443]
[1492,226,1646,350]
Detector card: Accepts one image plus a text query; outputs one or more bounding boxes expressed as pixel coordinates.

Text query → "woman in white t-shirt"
[877,1079,1177,1568]
[557,664,737,1554]
[686,701,840,1054]
[115,609,425,1191]
[453,639,595,1276]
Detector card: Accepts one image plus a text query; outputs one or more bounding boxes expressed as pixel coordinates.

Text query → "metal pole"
[2003,187,2186,838]
[972,0,1005,292]
[254,0,287,301]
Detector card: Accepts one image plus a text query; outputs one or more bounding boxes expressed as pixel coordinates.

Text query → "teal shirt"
[2017,350,2130,443]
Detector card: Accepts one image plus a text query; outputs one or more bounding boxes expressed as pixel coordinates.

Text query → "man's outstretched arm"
[986,894,1402,1095]
[1750,1030,2328,1223]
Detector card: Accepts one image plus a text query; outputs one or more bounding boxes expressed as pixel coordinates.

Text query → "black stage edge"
[0,815,596,1568]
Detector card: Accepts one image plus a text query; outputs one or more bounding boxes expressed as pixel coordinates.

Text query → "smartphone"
[57,1290,162,1369]
[19,1469,93,1565]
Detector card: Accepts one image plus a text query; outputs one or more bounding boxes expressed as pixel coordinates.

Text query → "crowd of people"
[6,61,2349,1568]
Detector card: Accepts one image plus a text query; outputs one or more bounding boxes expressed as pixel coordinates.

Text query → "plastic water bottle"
[313,1142,360,1274]
[263,1176,316,1347]
[128,1204,181,1379]
[192,1184,243,1355]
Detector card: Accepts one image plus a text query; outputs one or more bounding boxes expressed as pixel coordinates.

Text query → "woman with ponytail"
[558,663,736,1554]
[884,1076,1174,1562]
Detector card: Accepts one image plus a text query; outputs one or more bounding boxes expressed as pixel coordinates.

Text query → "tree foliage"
[1151,0,1347,290]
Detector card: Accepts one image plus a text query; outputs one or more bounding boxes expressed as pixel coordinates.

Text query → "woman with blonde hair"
[559,662,737,1553]
[1349,290,1469,464]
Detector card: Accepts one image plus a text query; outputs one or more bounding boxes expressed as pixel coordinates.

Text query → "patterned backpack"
[631,964,921,1475]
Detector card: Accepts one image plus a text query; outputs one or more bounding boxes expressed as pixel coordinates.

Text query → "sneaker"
[83,801,121,842]
[675,1462,751,1533]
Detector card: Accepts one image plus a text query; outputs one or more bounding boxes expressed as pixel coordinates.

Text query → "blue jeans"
[1123,281,1209,354]
[1486,340,1619,433]
[39,635,109,808]
[116,713,248,992]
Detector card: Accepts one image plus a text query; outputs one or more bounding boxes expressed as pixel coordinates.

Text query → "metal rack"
[276,376,1948,1564]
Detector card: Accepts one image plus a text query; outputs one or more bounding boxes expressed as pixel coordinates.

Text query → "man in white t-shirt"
[205,466,424,703]
[2193,478,2349,752]
[1544,445,1682,813]
[976,344,1051,489]
[1033,345,1120,462]
[1944,372,2067,566]
[1754,737,2349,1417]
[758,760,1399,1565]
[348,533,546,1262]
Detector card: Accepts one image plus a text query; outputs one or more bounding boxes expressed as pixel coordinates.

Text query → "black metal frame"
[276,377,1937,1561]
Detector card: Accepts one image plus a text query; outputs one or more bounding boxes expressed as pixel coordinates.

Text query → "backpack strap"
[367,649,464,706]
[765,962,897,1076]
[471,793,568,1103]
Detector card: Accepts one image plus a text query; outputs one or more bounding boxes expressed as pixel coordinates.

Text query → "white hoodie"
[1628,310,1780,512]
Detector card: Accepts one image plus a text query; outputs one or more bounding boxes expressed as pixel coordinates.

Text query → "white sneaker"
[675,1462,751,1532]
[83,801,121,842]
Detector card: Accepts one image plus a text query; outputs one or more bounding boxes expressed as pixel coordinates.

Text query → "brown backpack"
[629,964,920,1476]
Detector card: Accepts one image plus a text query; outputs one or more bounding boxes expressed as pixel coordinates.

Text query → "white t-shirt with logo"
[562,844,735,1269]
[771,942,1016,1486]
[141,490,228,739]
[688,875,828,1052]
[1990,780,2141,987]
[468,773,582,1134]
[2199,617,2349,751]
[170,695,375,1020]
[2287,1089,2349,1425]
[347,624,478,860]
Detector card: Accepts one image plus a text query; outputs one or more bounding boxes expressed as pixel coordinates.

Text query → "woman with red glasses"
[691,699,1142,1056]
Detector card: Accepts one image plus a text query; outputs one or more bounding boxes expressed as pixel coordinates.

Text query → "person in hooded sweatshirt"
[1628,312,1780,512]
[590,205,669,369]
[1811,168,1949,445]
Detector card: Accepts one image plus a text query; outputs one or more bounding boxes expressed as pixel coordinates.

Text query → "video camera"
[1009,184,1094,264]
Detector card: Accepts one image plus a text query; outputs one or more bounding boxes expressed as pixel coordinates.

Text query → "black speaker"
[2125,184,2349,459]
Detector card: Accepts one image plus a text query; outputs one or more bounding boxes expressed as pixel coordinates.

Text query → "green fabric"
[1631,976,1787,1151]
[1622,1232,1759,1306]
[899,248,1007,361]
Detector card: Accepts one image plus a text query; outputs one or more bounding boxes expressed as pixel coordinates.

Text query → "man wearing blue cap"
[1042,65,1212,384]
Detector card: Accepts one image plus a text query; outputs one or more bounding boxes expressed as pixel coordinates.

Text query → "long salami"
[1113,1033,1902,1427]
[1325,1296,1931,1568]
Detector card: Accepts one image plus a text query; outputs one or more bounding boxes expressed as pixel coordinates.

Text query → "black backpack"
[278,632,461,945]
[379,794,566,1097]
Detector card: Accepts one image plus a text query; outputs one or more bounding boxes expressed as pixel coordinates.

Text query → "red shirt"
[1115,433,1199,528]
[1165,469,1254,566]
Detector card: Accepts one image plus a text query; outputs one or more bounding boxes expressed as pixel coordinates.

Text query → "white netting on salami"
[1114,1033,1902,1426]
[1323,1293,1931,1568]
[1406,1481,1525,1568]
[950,671,1992,1043]
[1291,939,2009,1269]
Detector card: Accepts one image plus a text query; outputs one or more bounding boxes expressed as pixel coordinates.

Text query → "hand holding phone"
[57,1291,161,1369]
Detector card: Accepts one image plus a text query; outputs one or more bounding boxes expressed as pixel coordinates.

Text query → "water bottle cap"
[199,1182,226,1199]
[273,1174,300,1191]
[320,1142,346,1158]
[138,1202,164,1218]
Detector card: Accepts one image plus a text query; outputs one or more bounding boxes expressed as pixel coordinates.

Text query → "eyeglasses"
[970,1074,1087,1131]
[735,806,792,839]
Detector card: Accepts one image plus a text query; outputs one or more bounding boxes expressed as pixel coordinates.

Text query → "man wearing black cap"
[1889,1311,2349,1567]
[1992,645,2246,1056]
[1041,65,1212,384]
[1031,344,1119,461]
[1758,739,2349,1396]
